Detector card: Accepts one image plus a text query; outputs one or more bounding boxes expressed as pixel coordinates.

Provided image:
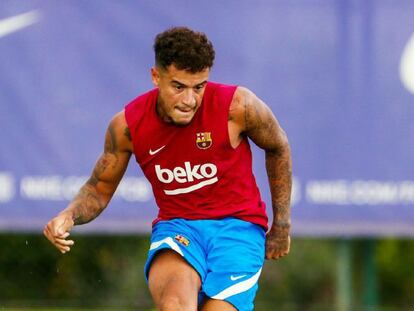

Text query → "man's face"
[151,64,209,125]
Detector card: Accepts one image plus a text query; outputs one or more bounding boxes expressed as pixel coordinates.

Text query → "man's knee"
[148,250,201,310]
[157,295,192,311]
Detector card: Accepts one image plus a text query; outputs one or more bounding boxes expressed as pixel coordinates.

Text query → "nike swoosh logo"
[230,274,246,281]
[0,10,42,39]
[149,145,165,156]
[400,32,414,95]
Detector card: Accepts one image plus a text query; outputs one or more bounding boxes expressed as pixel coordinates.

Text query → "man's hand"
[42,111,132,254]
[265,225,291,260]
[43,213,75,254]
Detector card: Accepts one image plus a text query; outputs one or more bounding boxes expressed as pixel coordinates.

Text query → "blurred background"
[1,0,413,310]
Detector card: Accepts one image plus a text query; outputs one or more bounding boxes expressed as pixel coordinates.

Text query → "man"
[44,27,292,311]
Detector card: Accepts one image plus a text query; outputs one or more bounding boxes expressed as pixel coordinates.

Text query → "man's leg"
[199,298,237,311]
[201,218,266,311]
[148,249,202,311]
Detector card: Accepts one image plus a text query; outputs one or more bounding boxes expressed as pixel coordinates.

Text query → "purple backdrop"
[1,0,414,236]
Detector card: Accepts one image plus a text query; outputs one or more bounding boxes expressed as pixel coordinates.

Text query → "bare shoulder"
[229,86,288,151]
[107,110,133,153]
[229,86,271,132]
[229,86,256,121]
[228,87,253,135]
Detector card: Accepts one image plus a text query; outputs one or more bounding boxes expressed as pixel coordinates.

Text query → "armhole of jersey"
[124,104,134,141]
[121,108,135,155]
[124,101,141,163]
[224,86,245,151]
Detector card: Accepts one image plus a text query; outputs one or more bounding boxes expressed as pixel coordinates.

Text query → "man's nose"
[182,89,196,106]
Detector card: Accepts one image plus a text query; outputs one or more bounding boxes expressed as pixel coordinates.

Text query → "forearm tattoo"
[71,185,105,225]
[266,149,292,235]
[72,124,120,224]
[242,90,292,235]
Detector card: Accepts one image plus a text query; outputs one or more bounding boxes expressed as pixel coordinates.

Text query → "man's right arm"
[43,111,133,253]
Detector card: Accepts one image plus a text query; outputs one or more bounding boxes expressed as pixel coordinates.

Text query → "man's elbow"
[266,135,291,157]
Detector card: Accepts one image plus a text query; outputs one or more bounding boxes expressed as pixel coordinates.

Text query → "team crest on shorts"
[174,234,190,247]
[196,132,212,149]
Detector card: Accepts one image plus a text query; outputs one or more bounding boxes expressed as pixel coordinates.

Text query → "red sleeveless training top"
[124,82,268,230]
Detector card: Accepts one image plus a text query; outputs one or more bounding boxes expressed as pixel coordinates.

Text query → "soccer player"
[44,27,292,311]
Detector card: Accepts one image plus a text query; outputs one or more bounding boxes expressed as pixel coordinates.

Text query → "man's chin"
[171,114,195,126]
[172,118,193,126]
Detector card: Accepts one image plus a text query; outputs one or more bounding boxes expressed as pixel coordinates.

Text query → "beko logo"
[155,162,218,195]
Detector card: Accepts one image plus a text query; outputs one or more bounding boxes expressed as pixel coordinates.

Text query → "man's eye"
[175,85,183,90]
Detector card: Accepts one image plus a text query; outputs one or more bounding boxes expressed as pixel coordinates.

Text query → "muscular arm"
[44,111,132,252]
[229,87,292,259]
[68,113,132,224]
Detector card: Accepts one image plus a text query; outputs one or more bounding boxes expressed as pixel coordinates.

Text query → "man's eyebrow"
[171,80,186,87]
[195,80,208,87]
[171,80,208,88]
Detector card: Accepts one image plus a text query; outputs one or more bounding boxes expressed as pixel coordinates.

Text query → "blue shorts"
[144,217,266,311]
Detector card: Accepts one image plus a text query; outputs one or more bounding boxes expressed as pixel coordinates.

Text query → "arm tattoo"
[72,123,120,224]
[106,124,118,153]
[87,124,119,186]
[71,185,105,225]
[243,90,292,235]
[124,127,132,142]
[266,148,292,235]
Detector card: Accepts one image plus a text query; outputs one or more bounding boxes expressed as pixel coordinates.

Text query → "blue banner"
[1,1,414,236]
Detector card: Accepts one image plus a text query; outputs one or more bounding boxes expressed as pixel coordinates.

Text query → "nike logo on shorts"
[149,145,165,155]
[230,274,246,281]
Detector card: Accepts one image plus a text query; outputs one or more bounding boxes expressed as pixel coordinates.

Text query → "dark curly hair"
[154,27,215,73]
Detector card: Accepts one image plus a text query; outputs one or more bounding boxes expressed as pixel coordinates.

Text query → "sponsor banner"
[1,1,414,235]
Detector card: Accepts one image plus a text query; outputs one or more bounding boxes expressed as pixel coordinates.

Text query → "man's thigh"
[144,218,266,310]
[145,219,207,309]
[201,218,266,311]
[144,219,207,282]
[148,250,201,309]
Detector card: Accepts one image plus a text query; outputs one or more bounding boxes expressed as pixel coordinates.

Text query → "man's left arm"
[231,87,292,260]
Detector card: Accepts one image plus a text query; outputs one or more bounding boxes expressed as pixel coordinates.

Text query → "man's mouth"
[175,107,193,114]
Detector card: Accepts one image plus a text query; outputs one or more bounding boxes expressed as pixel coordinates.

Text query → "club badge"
[174,234,190,247]
[196,132,212,149]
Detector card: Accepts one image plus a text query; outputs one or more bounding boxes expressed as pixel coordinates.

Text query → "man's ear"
[151,67,160,87]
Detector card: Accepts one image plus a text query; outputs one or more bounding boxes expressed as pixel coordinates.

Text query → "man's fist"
[43,213,75,254]
[265,225,291,260]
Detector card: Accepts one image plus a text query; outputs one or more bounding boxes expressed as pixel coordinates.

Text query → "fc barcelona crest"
[175,234,190,247]
[196,132,212,149]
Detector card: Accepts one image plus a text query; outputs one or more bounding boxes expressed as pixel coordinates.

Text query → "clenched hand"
[265,225,291,260]
[43,213,75,254]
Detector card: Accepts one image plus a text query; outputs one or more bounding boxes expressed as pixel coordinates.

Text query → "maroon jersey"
[124,82,268,230]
